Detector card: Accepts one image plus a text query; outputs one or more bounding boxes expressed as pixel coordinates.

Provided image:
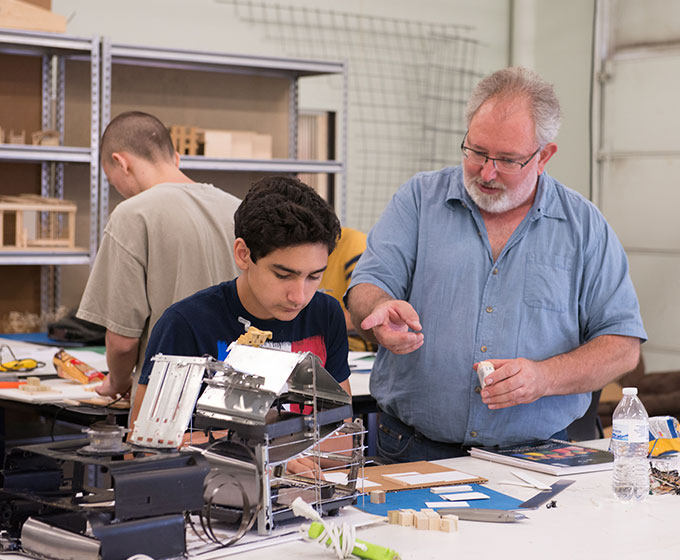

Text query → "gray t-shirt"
[77,182,240,391]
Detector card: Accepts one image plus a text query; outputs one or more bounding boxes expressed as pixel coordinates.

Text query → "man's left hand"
[477,358,550,409]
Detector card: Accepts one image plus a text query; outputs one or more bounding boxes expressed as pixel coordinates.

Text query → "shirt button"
[474,386,482,394]
[493,268,499,275]
[480,346,487,352]
[486,306,493,313]
[470,431,478,438]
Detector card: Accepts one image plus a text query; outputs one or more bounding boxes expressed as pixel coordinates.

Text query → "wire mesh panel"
[220,0,480,231]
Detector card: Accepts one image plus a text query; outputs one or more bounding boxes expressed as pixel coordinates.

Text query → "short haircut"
[465,66,561,146]
[100,111,175,165]
[235,176,341,262]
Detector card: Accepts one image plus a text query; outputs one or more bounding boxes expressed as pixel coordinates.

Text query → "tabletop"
[218,439,680,560]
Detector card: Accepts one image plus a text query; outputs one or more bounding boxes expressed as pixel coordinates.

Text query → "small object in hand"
[477,361,495,388]
[370,489,386,504]
[546,500,557,509]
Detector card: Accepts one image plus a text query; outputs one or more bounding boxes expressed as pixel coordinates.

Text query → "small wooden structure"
[169,125,273,159]
[169,125,201,156]
[0,194,78,251]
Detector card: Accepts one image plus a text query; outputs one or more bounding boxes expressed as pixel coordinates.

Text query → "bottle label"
[612,419,649,443]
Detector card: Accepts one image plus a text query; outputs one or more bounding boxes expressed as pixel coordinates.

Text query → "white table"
[227,439,680,559]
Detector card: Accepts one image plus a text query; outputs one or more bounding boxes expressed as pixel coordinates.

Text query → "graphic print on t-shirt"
[216,335,327,366]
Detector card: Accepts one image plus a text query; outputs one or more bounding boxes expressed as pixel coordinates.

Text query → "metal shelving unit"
[0,29,100,312]
[99,39,347,236]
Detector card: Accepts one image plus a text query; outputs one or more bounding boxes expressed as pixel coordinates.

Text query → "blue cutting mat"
[354,484,522,516]
[0,332,85,348]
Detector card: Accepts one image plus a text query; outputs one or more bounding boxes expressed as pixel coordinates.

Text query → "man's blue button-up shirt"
[349,166,647,447]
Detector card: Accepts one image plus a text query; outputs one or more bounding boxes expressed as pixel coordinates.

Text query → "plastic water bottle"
[611,387,650,501]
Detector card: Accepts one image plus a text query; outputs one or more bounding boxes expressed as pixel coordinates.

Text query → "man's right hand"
[360,299,424,354]
[95,374,131,398]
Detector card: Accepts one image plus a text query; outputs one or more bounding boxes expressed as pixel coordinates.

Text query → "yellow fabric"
[320,227,375,351]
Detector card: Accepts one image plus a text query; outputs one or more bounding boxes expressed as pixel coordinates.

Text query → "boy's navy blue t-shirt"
[139,279,350,385]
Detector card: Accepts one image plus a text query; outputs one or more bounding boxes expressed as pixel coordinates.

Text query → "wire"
[293,498,362,559]
[305,522,360,559]
[0,344,46,373]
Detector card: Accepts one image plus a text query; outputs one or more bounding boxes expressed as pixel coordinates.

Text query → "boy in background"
[321,227,377,352]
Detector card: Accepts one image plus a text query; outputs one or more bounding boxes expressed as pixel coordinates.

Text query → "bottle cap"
[622,387,638,396]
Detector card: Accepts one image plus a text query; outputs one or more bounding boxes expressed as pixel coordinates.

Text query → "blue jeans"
[376,410,569,463]
[376,411,471,463]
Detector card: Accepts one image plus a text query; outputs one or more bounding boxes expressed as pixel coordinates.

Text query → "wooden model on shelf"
[201,129,273,159]
[31,129,60,146]
[169,125,200,156]
[0,194,82,252]
[169,124,273,159]
[7,129,25,145]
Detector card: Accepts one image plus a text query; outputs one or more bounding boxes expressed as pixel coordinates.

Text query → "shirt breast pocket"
[524,253,573,313]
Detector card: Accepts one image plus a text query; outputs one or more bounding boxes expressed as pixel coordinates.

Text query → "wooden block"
[19,377,51,393]
[370,490,386,504]
[229,131,256,158]
[252,133,273,159]
[414,512,429,530]
[397,510,413,527]
[202,129,232,158]
[0,0,66,33]
[440,514,459,533]
[387,510,400,525]
[420,509,439,530]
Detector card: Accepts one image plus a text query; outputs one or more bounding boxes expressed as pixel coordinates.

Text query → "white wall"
[513,0,596,198]
[55,0,509,71]
[54,0,595,201]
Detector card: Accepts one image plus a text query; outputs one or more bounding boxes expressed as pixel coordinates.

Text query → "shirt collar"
[529,173,567,222]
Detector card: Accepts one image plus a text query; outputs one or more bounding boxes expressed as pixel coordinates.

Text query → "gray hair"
[465,67,561,146]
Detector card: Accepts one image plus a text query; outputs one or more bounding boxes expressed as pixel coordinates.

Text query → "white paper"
[511,470,552,490]
[0,377,102,403]
[425,501,470,508]
[441,492,489,501]
[324,472,381,489]
[430,485,473,493]
[384,471,472,486]
[382,471,421,479]
[225,344,302,393]
[348,351,376,372]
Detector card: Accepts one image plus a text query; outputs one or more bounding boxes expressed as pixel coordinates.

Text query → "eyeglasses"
[460,133,541,174]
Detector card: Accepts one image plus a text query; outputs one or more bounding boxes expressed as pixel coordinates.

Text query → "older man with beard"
[346,67,646,462]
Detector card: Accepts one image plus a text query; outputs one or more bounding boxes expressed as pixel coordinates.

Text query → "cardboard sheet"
[345,460,486,493]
